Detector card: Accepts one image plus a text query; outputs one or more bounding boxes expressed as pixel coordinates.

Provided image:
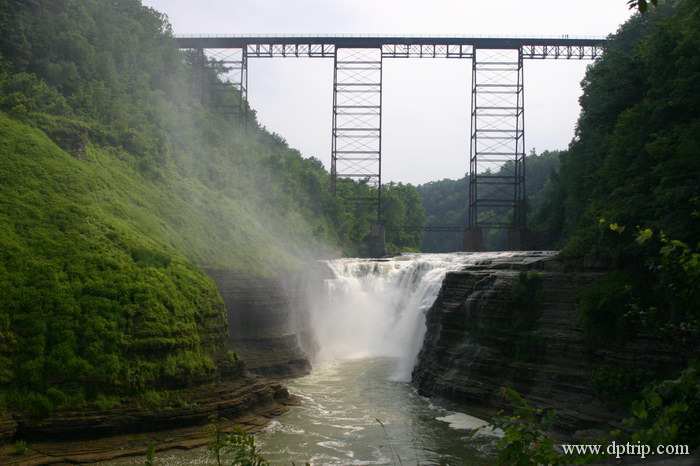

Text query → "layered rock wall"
[207,269,317,378]
[15,369,290,441]
[0,369,299,464]
[412,252,683,436]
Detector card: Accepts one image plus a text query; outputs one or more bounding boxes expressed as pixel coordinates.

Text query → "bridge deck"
[176,35,605,59]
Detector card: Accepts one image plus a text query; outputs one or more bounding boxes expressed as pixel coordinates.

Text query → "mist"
[301,253,504,381]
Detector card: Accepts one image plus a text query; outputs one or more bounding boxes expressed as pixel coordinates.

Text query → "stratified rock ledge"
[0,372,298,465]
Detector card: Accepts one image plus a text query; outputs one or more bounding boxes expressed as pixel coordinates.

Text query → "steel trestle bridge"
[176,35,605,250]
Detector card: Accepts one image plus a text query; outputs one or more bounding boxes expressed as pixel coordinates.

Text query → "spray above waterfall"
[307,252,523,381]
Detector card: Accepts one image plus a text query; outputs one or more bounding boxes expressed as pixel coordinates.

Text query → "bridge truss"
[176,36,604,244]
[200,47,248,124]
[332,48,383,215]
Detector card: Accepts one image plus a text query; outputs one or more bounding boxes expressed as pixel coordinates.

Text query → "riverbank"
[0,371,298,465]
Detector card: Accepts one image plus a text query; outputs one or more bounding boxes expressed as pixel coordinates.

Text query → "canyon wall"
[0,266,313,461]
[207,268,323,379]
[412,252,684,437]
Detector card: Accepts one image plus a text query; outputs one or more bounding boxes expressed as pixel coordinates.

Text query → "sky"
[142,0,634,185]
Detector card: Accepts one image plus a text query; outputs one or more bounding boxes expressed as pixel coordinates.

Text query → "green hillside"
[531,0,700,251]
[0,0,425,416]
[0,110,232,408]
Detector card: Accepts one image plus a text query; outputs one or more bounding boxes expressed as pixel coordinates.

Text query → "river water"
[138,355,499,465]
[256,356,499,465]
[113,253,513,464]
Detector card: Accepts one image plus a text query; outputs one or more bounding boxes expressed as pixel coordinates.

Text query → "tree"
[627,0,658,14]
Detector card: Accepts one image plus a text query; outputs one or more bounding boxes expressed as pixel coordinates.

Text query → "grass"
[0,111,302,413]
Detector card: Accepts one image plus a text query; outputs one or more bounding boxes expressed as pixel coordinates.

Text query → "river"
[134,355,499,465]
[256,356,499,465]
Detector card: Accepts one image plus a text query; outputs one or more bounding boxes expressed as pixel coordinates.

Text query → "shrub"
[473,387,591,465]
[13,439,27,456]
[578,269,639,347]
[131,247,172,268]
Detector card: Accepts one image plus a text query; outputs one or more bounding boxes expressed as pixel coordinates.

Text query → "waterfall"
[308,252,519,381]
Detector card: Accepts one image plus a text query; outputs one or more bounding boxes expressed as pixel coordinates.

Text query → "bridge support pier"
[508,228,523,251]
[507,227,532,250]
[463,227,484,252]
[368,221,386,257]
[468,48,526,246]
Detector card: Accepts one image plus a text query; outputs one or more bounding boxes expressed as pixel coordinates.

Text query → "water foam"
[309,252,520,381]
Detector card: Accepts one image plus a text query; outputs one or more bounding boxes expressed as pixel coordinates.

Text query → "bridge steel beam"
[175,36,605,57]
[331,48,383,221]
[387,225,466,232]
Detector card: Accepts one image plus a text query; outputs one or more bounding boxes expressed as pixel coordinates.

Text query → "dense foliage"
[530,0,699,252]
[0,0,424,416]
[0,114,228,415]
[383,182,426,253]
[417,150,560,251]
[528,0,700,451]
[532,0,700,351]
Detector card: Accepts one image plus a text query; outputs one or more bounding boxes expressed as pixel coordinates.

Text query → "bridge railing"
[175,33,606,40]
[175,35,606,60]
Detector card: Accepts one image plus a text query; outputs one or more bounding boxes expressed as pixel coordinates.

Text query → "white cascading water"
[308,252,517,381]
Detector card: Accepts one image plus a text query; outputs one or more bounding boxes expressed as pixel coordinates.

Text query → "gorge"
[0,248,691,463]
[0,250,629,463]
[1,0,698,463]
[132,250,680,463]
[221,249,689,463]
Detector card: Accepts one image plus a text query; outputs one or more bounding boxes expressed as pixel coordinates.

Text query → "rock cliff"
[0,367,298,464]
[412,252,684,437]
[207,269,315,379]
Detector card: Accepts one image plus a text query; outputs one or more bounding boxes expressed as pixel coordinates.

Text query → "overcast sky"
[142,0,634,185]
